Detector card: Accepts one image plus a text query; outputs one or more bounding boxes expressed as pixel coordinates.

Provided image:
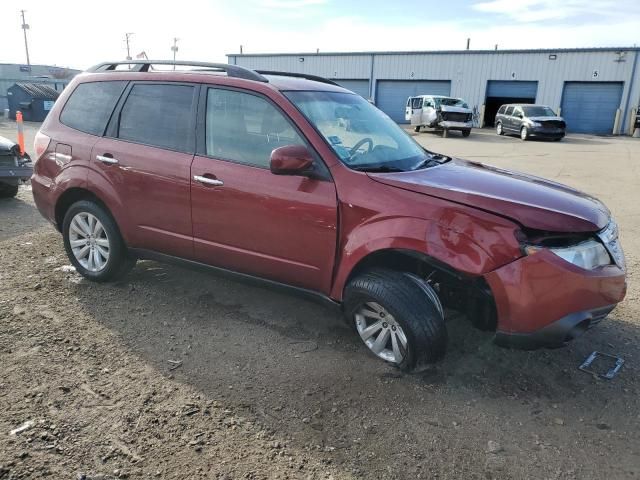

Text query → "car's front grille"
[539,120,566,129]
[443,112,471,122]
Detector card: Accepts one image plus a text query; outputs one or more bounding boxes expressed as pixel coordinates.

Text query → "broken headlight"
[522,219,625,271]
[525,239,610,270]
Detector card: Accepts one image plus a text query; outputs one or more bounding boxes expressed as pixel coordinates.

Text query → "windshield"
[435,97,469,108]
[522,106,556,117]
[285,91,437,172]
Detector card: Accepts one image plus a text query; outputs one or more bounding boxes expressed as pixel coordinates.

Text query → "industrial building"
[228,47,640,135]
[0,63,80,112]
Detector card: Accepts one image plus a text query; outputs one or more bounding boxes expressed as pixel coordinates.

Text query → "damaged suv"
[405,95,473,137]
[31,61,626,372]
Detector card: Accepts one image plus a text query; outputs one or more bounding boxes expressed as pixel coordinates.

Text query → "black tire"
[414,126,421,133]
[0,183,19,198]
[520,126,529,141]
[344,269,447,372]
[461,129,471,138]
[496,122,504,135]
[553,137,563,142]
[62,200,136,282]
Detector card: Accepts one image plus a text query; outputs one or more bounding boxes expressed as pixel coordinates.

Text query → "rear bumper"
[31,173,57,227]
[485,249,626,349]
[0,166,33,182]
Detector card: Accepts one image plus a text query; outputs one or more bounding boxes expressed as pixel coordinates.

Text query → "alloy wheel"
[354,302,408,364]
[496,123,502,135]
[521,127,528,140]
[68,212,110,272]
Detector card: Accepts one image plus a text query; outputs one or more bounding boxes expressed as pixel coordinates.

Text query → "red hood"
[368,158,609,232]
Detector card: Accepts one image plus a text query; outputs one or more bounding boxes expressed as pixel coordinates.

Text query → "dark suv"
[31,61,626,372]
[496,104,566,141]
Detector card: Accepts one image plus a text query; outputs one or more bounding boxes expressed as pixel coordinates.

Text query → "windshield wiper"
[351,165,406,173]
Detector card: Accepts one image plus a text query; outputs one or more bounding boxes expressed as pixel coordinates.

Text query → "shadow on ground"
[70,259,640,479]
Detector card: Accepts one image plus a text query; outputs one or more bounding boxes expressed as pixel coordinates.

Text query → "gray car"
[495,104,566,141]
[0,136,32,198]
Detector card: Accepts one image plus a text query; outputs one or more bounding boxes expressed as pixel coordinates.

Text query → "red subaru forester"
[31,60,627,372]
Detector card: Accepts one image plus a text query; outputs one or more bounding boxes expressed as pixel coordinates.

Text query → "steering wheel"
[349,137,374,158]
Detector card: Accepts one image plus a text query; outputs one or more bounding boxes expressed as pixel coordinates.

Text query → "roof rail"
[255,70,339,86]
[86,60,268,82]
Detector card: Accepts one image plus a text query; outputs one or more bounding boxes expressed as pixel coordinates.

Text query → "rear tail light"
[33,131,51,163]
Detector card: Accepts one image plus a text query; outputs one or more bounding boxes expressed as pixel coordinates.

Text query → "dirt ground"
[1,120,639,479]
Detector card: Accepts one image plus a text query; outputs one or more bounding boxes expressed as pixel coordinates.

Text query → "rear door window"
[117,83,195,152]
[60,81,127,136]
[505,106,514,116]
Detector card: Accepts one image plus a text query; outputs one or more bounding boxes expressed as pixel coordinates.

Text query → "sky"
[3,0,639,70]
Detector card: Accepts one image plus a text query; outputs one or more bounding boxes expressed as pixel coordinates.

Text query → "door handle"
[194,175,224,186]
[96,154,119,165]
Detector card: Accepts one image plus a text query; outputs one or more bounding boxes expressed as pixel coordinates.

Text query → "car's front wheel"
[344,269,447,372]
[520,126,529,141]
[62,200,136,282]
[461,129,471,137]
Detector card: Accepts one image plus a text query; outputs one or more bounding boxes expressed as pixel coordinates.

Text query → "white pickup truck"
[405,95,473,137]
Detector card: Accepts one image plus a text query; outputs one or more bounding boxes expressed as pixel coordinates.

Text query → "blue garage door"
[335,80,370,99]
[486,81,538,98]
[561,82,623,134]
[376,80,451,123]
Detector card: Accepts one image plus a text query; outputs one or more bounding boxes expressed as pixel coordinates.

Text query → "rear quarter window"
[505,106,514,116]
[60,81,127,136]
[497,105,506,114]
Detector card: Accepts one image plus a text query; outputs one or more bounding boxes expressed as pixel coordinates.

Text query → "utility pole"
[171,38,179,69]
[20,10,31,69]
[125,32,134,60]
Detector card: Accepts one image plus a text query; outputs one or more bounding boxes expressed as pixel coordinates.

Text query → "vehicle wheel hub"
[354,302,408,364]
[69,212,110,272]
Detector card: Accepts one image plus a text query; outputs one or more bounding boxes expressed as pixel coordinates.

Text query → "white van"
[405,95,473,137]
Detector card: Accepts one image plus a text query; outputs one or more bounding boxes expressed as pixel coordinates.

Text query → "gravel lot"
[1,120,639,479]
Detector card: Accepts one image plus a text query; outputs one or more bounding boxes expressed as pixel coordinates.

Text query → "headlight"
[527,121,542,127]
[525,239,611,270]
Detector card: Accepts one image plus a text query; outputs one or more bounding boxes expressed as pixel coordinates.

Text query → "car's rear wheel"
[461,129,471,137]
[520,126,529,141]
[553,137,563,141]
[414,126,421,133]
[496,122,503,135]
[442,128,449,138]
[344,269,447,372]
[0,183,19,198]
[62,200,136,282]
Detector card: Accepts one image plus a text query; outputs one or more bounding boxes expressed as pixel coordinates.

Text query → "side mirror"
[270,145,314,176]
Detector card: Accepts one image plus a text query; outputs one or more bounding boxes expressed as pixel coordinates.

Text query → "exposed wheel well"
[345,249,497,331]
[54,188,107,232]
